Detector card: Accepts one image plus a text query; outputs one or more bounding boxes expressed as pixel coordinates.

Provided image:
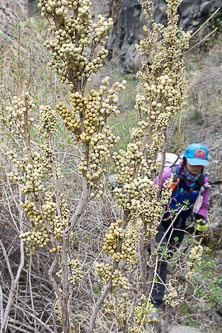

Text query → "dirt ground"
[170,325,202,333]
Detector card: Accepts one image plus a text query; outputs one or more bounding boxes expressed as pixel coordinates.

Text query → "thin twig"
[8,304,54,333]
[191,8,220,38]
[139,254,159,331]
[28,254,37,331]
[0,214,24,332]
[0,285,4,331]
[0,241,14,281]
[88,281,112,333]
[186,27,218,54]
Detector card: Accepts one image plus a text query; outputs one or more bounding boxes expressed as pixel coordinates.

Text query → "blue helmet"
[184,143,208,166]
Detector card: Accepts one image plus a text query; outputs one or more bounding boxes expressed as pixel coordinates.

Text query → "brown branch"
[88,209,130,332]
[60,234,72,333]
[0,282,4,329]
[138,222,149,296]
[146,235,157,298]
[68,175,89,231]
[48,257,61,300]
[23,95,33,165]
[157,126,169,198]
[7,304,55,333]
[139,250,158,331]
[0,241,14,281]
[88,281,112,333]
[0,208,24,332]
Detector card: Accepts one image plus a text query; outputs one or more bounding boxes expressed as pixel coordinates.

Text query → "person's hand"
[195,215,209,233]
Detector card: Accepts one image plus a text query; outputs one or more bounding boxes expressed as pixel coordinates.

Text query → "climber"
[150,143,210,309]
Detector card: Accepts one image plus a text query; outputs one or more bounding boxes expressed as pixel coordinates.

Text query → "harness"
[169,165,205,215]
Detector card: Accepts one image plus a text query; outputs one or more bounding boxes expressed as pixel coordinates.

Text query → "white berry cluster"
[141,202,164,236]
[3,93,34,137]
[112,176,164,235]
[39,105,57,134]
[94,262,130,290]
[117,293,131,325]
[56,78,124,144]
[186,244,203,278]
[20,200,49,248]
[38,0,113,85]
[105,293,131,325]
[68,259,83,284]
[103,221,125,260]
[22,152,43,195]
[56,259,83,284]
[112,143,149,184]
[120,224,139,264]
[56,102,81,141]
[163,281,184,307]
[54,295,63,327]
[132,296,157,328]
[104,297,114,315]
[88,129,119,192]
[7,151,45,196]
[20,190,69,249]
[6,152,23,183]
[160,177,173,205]
[102,220,138,269]
[44,191,69,224]
[42,201,63,240]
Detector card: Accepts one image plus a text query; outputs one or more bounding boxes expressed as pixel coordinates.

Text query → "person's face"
[186,161,203,175]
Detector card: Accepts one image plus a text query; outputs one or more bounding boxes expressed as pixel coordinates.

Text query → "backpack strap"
[171,165,178,174]
[169,154,181,168]
[169,165,181,191]
[170,166,205,192]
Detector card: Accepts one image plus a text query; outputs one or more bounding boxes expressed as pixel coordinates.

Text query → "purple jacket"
[155,162,210,218]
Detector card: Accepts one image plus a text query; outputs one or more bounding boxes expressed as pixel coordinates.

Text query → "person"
[150,143,210,309]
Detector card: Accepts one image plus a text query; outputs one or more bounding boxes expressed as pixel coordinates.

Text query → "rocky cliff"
[108,0,222,72]
[154,0,222,28]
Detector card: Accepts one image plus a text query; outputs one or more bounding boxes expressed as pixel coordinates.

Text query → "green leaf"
[209,282,213,289]
[134,309,141,316]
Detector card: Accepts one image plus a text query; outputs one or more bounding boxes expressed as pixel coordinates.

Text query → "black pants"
[149,214,187,307]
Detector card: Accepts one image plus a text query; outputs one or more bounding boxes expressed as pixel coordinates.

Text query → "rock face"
[154,0,222,29]
[107,0,146,72]
[108,0,222,72]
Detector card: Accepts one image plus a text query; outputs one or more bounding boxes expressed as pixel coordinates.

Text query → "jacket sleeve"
[154,168,172,188]
[196,176,210,219]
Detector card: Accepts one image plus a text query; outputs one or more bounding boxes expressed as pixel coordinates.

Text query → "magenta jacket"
[155,162,210,218]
